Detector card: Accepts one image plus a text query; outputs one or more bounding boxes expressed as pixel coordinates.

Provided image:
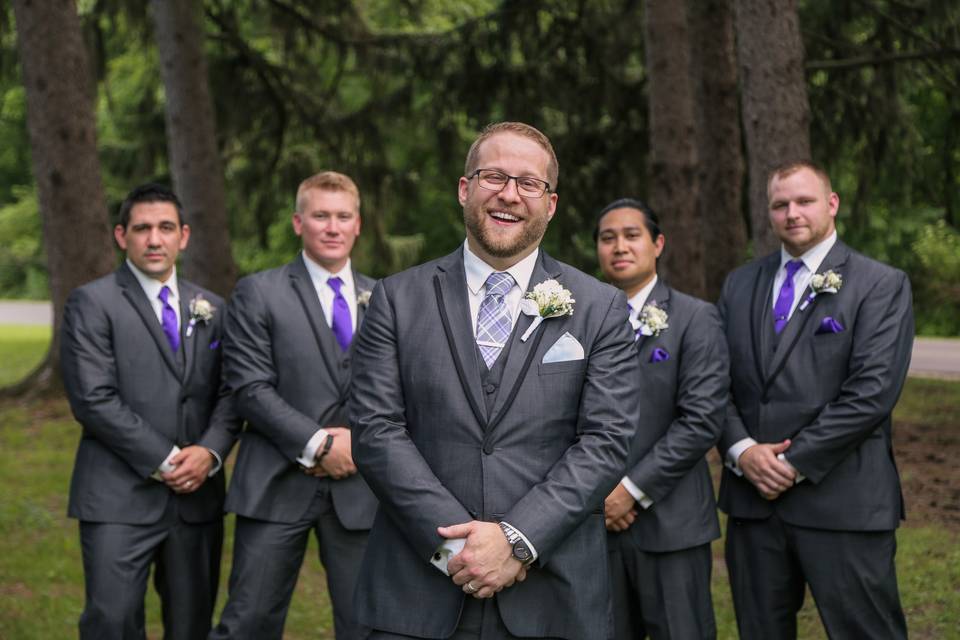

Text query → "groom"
[350,122,642,639]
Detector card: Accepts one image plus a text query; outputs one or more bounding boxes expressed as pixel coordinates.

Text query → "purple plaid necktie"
[158,285,180,352]
[476,272,515,368]
[627,302,641,341]
[773,259,804,334]
[327,276,353,351]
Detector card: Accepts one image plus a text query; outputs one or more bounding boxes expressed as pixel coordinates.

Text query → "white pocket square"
[542,332,585,363]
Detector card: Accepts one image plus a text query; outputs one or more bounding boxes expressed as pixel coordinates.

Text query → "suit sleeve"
[503,290,640,563]
[716,274,752,454]
[223,277,321,461]
[350,281,472,560]
[785,270,914,483]
[60,287,174,478]
[196,309,243,461]
[626,303,729,501]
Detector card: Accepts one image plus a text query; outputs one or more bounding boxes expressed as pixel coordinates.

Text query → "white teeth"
[490,211,520,222]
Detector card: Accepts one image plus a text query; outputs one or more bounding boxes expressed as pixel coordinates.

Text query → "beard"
[463,201,549,260]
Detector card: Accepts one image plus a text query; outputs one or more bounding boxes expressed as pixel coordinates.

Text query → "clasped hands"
[739,439,798,500]
[438,521,528,599]
[161,445,214,494]
[302,427,357,479]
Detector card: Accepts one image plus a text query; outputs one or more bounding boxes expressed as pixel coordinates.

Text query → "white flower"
[799,270,843,311]
[357,290,372,307]
[186,294,215,337]
[638,302,669,337]
[519,279,575,342]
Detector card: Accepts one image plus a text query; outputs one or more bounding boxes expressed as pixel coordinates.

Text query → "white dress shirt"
[725,231,837,480]
[126,261,222,478]
[619,276,659,509]
[297,252,360,467]
[430,241,541,576]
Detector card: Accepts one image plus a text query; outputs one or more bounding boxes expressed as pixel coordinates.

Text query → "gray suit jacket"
[717,240,914,530]
[61,263,240,525]
[223,256,378,528]
[618,280,726,552]
[349,247,643,640]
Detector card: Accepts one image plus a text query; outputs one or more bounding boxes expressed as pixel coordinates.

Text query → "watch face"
[513,541,532,562]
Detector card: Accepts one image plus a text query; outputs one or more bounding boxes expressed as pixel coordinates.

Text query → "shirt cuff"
[620,477,654,509]
[431,538,466,575]
[725,437,758,477]
[501,521,538,563]
[206,448,223,477]
[297,428,329,468]
[150,445,181,481]
[778,453,806,484]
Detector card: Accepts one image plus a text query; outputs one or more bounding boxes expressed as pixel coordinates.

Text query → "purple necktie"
[773,259,804,334]
[327,276,353,351]
[627,303,641,341]
[476,272,515,367]
[158,285,180,352]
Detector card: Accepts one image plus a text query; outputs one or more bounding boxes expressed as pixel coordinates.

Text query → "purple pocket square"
[649,347,670,363]
[816,317,844,335]
[209,339,221,350]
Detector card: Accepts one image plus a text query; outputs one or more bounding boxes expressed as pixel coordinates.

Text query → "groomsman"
[718,161,913,639]
[349,122,642,639]
[210,171,377,639]
[61,183,240,639]
[596,199,728,640]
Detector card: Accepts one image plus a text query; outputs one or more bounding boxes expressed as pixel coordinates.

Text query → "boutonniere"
[637,302,669,337]
[798,270,843,311]
[519,279,575,342]
[186,294,215,337]
[357,290,372,308]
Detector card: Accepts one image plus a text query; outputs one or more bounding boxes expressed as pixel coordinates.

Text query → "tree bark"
[734,0,811,256]
[150,0,237,296]
[690,0,746,301]
[9,0,115,395]
[644,0,704,298]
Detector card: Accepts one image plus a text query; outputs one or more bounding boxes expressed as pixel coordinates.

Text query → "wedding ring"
[184,481,193,489]
[465,582,479,594]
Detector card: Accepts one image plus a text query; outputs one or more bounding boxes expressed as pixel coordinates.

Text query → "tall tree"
[690,0,746,300]
[735,0,811,256]
[150,0,236,296]
[644,0,704,298]
[10,0,115,393]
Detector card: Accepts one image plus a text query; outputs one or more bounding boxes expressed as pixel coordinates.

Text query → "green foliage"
[911,222,960,335]
[0,324,48,386]
[0,189,47,299]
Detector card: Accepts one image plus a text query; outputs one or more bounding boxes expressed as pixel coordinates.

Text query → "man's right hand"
[739,439,796,500]
[317,427,357,479]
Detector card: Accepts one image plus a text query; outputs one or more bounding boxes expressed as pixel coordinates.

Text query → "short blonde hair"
[767,160,832,198]
[296,171,361,212]
[464,122,559,189]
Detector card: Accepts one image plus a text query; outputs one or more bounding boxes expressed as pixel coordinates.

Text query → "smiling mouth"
[488,210,521,225]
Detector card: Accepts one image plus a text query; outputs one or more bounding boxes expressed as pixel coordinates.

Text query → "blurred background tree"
[1,0,958,391]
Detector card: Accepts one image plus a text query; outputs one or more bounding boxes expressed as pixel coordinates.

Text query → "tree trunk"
[690,0,746,302]
[735,0,811,256]
[9,0,115,395]
[150,0,237,296]
[644,0,704,298]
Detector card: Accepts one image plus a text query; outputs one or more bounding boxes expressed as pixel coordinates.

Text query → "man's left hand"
[162,446,214,493]
[604,482,637,530]
[439,521,524,598]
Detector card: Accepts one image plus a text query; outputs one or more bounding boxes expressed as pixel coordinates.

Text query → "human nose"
[147,228,162,246]
[496,177,522,202]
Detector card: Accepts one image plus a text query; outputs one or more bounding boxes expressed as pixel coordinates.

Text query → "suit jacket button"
[484,383,497,394]
[341,360,350,369]
[482,443,494,455]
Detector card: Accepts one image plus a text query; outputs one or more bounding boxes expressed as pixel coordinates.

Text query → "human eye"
[482,170,508,185]
[517,177,542,191]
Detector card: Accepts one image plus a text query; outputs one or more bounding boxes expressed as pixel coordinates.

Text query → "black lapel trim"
[434,274,487,429]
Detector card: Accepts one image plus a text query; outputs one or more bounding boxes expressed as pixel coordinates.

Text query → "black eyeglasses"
[469,169,552,198]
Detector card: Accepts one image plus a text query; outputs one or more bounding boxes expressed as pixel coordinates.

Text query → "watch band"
[317,433,335,461]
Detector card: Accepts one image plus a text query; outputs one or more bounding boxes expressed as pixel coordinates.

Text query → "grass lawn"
[1,328,958,638]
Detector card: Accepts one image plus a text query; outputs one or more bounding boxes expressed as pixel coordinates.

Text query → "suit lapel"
[636,279,671,362]
[486,251,562,433]
[288,257,344,387]
[116,264,183,380]
[750,253,780,381]
[763,242,851,392]
[178,281,199,386]
[433,248,486,429]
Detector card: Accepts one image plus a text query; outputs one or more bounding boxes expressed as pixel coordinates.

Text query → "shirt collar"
[780,230,837,275]
[463,240,539,296]
[127,259,178,302]
[627,275,659,317]
[302,252,354,292]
